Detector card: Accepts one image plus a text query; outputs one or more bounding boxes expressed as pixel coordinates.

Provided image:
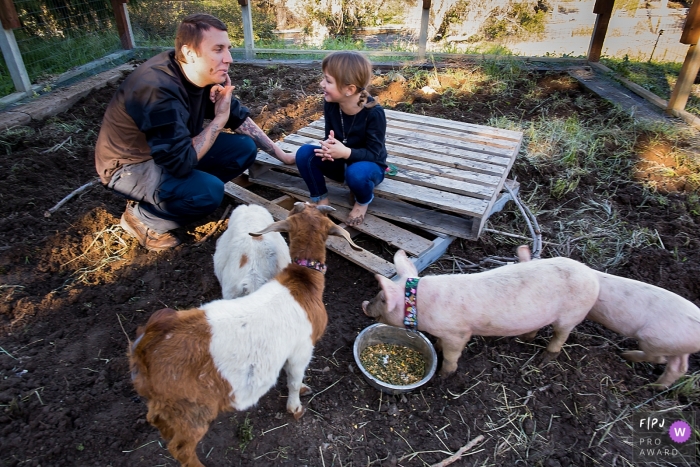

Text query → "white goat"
[129,203,362,467]
[213,204,290,299]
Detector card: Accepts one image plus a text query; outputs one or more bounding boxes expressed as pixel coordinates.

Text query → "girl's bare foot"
[346,202,368,226]
[316,198,331,206]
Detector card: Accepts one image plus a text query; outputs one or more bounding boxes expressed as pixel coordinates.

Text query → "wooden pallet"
[224,110,523,277]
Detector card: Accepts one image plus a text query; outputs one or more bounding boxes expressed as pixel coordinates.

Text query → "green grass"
[0,30,121,98]
[405,59,700,269]
[600,55,700,118]
[0,58,14,97]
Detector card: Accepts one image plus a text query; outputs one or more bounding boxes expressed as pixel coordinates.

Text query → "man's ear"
[182,45,196,63]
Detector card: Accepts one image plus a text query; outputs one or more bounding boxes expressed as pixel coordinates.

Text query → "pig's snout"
[361,300,370,315]
[362,296,385,318]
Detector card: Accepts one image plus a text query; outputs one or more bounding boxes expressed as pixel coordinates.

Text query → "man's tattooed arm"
[235,117,295,164]
[191,120,222,160]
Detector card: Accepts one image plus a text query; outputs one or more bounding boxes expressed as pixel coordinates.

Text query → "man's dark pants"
[108,134,256,233]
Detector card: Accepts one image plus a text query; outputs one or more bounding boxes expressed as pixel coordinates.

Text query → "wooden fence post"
[0,0,31,93]
[667,1,700,114]
[588,0,615,62]
[418,0,431,62]
[110,0,134,49]
[238,0,255,60]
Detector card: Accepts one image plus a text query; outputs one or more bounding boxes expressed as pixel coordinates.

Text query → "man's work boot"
[120,202,181,252]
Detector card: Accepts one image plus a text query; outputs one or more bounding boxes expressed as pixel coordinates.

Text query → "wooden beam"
[110,0,134,49]
[0,0,20,30]
[418,2,430,62]
[588,0,615,62]
[680,0,700,45]
[240,2,255,59]
[667,43,700,114]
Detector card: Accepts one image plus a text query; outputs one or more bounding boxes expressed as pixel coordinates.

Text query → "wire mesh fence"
[9,0,124,87]
[0,0,696,101]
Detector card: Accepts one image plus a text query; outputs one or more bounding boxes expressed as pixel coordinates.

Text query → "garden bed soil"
[1,61,699,467]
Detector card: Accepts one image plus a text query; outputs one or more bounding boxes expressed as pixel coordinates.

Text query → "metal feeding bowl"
[353,323,438,394]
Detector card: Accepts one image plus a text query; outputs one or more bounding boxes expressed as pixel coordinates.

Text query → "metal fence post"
[238,0,255,60]
[0,0,31,93]
[418,0,431,62]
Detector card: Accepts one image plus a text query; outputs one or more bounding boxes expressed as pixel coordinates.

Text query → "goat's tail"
[128,308,178,396]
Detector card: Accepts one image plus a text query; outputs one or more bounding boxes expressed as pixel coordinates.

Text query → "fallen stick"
[44,178,100,217]
[194,204,232,246]
[429,435,485,467]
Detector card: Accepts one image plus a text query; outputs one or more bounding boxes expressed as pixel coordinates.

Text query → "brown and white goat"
[129,203,361,467]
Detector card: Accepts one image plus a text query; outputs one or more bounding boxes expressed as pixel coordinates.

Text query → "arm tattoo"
[192,122,219,156]
[236,118,276,153]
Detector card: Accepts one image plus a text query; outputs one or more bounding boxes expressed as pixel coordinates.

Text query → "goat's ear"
[329,224,363,251]
[250,220,290,236]
[394,250,418,277]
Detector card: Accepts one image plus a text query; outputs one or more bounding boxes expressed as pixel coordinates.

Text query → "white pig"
[361,249,600,376]
[518,245,700,388]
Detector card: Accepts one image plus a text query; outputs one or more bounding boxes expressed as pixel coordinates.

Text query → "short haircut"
[175,13,227,63]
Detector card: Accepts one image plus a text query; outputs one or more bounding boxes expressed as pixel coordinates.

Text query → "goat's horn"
[250,219,290,236]
[289,202,307,215]
[316,205,336,214]
[329,224,363,251]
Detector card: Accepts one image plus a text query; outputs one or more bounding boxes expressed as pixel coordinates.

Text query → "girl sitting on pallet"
[295,51,388,226]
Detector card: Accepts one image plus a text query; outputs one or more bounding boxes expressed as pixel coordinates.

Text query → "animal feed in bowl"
[359,343,425,385]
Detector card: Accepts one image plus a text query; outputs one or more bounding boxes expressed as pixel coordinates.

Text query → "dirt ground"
[1,60,699,467]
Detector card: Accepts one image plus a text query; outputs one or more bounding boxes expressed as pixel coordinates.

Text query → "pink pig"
[518,245,700,388]
[361,249,600,376]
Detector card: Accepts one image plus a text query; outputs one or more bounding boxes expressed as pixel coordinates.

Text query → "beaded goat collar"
[403,277,420,331]
[293,257,327,274]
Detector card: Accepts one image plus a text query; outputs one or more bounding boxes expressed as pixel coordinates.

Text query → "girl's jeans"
[295,144,384,205]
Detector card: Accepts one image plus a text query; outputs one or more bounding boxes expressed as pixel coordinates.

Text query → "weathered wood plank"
[384,108,523,141]
[223,181,396,277]
[279,136,506,179]
[306,120,516,160]
[327,205,434,256]
[295,126,513,170]
[256,150,494,199]
[387,155,502,187]
[385,119,518,150]
[389,166,494,199]
[252,157,488,217]
[244,170,476,239]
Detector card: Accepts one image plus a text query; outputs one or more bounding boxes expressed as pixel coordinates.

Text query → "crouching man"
[95,13,294,251]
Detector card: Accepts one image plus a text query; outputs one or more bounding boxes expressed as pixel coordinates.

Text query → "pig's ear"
[393,250,418,277]
[376,274,404,314]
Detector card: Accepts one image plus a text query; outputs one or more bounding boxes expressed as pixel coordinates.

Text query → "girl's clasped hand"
[315,130,351,162]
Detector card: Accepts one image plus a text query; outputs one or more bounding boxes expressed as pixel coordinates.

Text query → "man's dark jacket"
[95,50,249,184]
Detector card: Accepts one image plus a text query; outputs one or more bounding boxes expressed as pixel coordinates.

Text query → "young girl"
[295,51,387,226]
